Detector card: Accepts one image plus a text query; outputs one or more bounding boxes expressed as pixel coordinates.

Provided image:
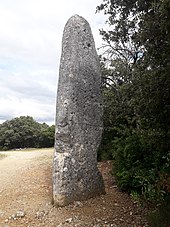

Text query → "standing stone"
[53,14,105,207]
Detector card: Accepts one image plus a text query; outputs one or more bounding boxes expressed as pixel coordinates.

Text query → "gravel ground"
[0,149,149,227]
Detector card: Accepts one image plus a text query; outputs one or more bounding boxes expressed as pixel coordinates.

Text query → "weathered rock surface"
[53,14,105,207]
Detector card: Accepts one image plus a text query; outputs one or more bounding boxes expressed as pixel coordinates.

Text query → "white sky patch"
[0,0,105,125]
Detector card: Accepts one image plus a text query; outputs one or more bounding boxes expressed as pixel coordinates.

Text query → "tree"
[97,0,170,200]
[0,116,55,150]
[39,125,55,148]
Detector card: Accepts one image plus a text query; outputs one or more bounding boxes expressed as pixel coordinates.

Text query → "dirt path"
[0,149,149,227]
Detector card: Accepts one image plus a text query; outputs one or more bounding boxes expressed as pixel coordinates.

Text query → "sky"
[0,0,106,125]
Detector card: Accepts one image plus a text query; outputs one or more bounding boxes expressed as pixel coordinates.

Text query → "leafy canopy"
[97,0,170,201]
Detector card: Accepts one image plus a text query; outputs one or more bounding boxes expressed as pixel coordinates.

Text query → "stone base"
[53,170,105,207]
[53,152,105,207]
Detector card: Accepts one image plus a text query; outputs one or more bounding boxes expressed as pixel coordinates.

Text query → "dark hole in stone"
[72,96,77,101]
[87,43,91,47]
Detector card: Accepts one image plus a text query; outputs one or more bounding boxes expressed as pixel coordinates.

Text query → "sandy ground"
[0,149,149,227]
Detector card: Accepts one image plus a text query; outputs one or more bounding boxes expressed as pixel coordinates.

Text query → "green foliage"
[97,0,170,204]
[39,125,55,148]
[113,131,169,200]
[0,116,55,150]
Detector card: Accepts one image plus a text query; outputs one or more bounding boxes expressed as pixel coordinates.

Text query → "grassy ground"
[0,147,53,152]
[15,147,54,152]
[0,148,53,160]
[0,153,7,160]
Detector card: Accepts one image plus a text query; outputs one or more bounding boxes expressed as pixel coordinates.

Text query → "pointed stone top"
[66,14,88,26]
[71,14,82,18]
[69,14,84,20]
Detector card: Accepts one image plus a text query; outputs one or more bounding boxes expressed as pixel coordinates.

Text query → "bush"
[112,131,169,201]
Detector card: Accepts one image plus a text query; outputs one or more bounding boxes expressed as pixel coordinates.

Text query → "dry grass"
[0,153,7,160]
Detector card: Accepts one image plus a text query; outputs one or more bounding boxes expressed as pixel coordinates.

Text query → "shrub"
[112,131,169,201]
